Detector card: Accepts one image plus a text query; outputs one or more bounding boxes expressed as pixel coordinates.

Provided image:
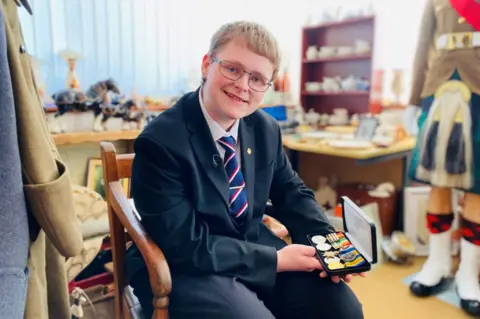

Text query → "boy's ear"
[201,54,210,77]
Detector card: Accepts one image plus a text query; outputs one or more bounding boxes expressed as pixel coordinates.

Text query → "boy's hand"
[276,244,323,272]
[319,271,367,283]
[276,244,367,283]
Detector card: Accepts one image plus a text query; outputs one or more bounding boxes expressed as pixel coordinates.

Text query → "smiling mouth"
[224,91,248,103]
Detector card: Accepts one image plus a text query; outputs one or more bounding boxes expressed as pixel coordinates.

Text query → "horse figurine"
[99,99,152,131]
[49,78,121,133]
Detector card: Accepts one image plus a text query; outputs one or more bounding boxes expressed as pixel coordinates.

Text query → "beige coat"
[409,0,480,106]
[2,0,83,318]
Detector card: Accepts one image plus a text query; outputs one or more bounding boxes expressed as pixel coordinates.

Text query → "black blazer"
[126,88,334,291]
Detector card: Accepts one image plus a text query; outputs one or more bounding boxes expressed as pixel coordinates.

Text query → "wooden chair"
[100,142,170,319]
[100,141,289,318]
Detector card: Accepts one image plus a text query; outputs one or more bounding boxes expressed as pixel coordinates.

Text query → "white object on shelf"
[302,131,338,139]
[326,140,373,149]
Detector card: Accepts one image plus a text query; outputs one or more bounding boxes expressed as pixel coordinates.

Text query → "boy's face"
[201,39,274,129]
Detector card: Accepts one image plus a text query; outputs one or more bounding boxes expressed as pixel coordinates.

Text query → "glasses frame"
[211,56,273,92]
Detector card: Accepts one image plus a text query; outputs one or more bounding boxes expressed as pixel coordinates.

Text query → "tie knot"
[219,136,236,149]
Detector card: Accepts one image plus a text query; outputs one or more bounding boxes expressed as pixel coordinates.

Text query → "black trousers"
[130,269,363,319]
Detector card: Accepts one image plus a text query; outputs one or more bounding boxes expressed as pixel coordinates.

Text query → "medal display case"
[307,196,378,276]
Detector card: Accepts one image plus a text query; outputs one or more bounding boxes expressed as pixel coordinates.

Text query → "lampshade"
[449,0,480,31]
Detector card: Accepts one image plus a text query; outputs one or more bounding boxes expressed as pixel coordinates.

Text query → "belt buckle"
[448,32,473,50]
[462,32,473,49]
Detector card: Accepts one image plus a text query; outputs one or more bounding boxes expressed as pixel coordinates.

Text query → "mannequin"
[406,0,480,316]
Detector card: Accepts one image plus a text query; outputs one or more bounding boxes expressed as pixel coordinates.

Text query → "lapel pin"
[247,148,252,154]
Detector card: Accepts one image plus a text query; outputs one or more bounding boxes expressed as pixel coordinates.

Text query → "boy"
[127,20,365,318]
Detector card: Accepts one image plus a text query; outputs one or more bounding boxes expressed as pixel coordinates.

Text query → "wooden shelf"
[303,53,372,63]
[53,130,141,145]
[300,14,375,114]
[303,15,374,31]
[301,90,369,96]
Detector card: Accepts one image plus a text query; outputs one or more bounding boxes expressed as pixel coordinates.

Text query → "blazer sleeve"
[409,0,436,106]
[268,125,335,245]
[131,135,278,290]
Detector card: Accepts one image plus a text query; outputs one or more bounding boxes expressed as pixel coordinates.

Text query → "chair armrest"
[262,214,289,239]
[108,181,172,299]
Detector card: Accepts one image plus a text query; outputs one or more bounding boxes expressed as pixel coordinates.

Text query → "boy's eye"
[251,75,266,85]
[225,65,240,74]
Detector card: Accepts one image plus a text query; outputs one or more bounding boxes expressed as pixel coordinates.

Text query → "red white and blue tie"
[218,136,248,223]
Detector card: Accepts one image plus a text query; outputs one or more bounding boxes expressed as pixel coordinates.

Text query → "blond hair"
[207,21,281,80]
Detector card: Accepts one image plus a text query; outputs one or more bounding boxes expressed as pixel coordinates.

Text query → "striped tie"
[218,136,248,223]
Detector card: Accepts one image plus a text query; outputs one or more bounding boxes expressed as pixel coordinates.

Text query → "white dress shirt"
[199,87,241,166]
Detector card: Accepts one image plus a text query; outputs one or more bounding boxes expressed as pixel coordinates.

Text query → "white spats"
[414,230,452,286]
[456,238,480,301]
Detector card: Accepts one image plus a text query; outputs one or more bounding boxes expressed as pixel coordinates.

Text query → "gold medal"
[328,261,345,270]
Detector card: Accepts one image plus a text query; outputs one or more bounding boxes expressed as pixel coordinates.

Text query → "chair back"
[100,142,172,319]
[100,142,134,318]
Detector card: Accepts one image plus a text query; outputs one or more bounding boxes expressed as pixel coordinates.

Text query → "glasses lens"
[249,75,270,92]
[219,63,242,81]
[218,61,270,92]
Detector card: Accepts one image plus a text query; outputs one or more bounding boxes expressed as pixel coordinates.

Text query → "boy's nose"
[235,72,250,91]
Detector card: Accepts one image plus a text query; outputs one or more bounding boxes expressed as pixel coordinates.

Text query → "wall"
[18,0,313,102]
[19,0,428,106]
[58,141,130,186]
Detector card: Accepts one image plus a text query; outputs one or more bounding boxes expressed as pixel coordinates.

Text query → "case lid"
[341,196,378,264]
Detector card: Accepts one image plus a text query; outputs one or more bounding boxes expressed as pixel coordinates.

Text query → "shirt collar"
[199,87,239,143]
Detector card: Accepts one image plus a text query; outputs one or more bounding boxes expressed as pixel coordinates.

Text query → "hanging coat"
[0,0,83,318]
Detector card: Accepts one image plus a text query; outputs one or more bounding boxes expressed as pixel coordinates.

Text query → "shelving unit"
[302,53,372,64]
[300,15,375,114]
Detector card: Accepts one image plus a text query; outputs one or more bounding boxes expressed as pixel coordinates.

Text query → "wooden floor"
[349,257,470,319]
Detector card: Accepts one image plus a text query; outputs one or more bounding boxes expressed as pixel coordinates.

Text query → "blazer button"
[19,45,27,54]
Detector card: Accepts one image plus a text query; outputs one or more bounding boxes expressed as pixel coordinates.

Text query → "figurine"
[305,108,321,128]
[322,77,341,92]
[306,46,318,60]
[405,0,480,316]
[293,104,306,125]
[314,176,337,211]
[99,99,147,131]
[49,78,120,133]
[340,75,358,91]
[350,113,360,126]
[354,40,371,54]
[59,49,82,89]
[319,113,330,127]
[328,108,349,126]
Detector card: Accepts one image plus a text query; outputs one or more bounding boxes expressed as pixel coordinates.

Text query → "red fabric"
[68,272,113,294]
[426,212,454,233]
[461,215,480,246]
[449,0,480,31]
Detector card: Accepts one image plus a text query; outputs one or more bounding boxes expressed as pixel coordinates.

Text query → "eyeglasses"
[212,57,272,92]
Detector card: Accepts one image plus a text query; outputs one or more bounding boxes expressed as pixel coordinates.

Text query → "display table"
[282,132,416,232]
[283,135,416,168]
[282,134,415,198]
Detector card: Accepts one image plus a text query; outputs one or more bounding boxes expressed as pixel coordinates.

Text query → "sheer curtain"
[19,0,427,103]
[370,0,428,104]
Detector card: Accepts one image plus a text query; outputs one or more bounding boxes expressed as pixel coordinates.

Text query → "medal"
[311,235,326,245]
[316,243,332,251]
[328,261,345,270]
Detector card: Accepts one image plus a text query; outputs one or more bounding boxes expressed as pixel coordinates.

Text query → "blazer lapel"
[239,119,255,221]
[185,89,230,208]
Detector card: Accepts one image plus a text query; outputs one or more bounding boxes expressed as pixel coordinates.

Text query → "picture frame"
[87,158,129,199]
[354,116,379,141]
[403,186,460,256]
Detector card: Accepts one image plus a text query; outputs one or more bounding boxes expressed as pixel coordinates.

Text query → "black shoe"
[459,299,480,317]
[456,286,480,317]
[409,277,452,297]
